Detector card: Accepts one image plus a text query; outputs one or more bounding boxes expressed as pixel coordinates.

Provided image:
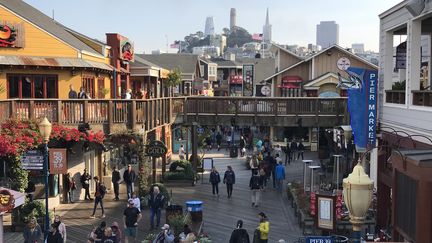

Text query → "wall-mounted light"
[71,70,77,76]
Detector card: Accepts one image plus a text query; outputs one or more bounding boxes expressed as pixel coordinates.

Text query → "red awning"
[278,84,300,89]
[282,75,303,83]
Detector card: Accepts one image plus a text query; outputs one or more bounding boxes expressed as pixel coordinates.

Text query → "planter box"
[163,180,195,187]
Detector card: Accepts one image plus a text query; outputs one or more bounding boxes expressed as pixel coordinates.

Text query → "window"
[7,74,58,98]
[97,78,105,98]
[82,76,95,98]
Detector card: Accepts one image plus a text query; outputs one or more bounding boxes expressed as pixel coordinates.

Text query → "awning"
[115,67,130,74]
[278,84,300,89]
[0,55,114,72]
[282,75,303,83]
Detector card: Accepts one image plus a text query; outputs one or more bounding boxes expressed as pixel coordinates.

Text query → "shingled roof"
[0,0,101,56]
[137,54,199,74]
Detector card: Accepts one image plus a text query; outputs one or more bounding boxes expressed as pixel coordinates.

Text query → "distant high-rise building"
[230,8,236,30]
[316,21,339,48]
[211,34,227,55]
[204,16,215,36]
[262,8,272,43]
[351,43,365,54]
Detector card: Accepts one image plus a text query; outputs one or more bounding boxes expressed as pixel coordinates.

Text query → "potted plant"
[99,88,110,98]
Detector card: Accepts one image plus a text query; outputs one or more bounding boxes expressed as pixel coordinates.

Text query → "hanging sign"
[49,148,67,174]
[0,21,24,48]
[242,64,254,96]
[145,140,167,157]
[21,150,44,170]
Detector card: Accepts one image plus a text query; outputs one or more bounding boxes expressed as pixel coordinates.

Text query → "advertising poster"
[243,64,254,96]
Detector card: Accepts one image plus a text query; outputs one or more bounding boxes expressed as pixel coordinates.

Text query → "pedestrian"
[23,217,42,243]
[154,224,175,243]
[47,222,64,243]
[123,199,142,243]
[90,176,106,218]
[54,215,67,243]
[284,141,292,165]
[273,144,282,158]
[209,167,221,196]
[290,140,298,162]
[102,227,117,243]
[68,84,78,98]
[258,160,268,189]
[226,132,232,150]
[249,154,259,172]
[131,191,141,211]
[216,132,222,151]
[111,221,123,243]
[125,89,132,99]
[88,221,106,242]
[229,220,250,243]
[256,139,263,152]
[249,169,262,207]
[112,166,121,201]
[78,87,87,99]
[148,186,165,230]
[297,141,305,160]
[65,173,76,203]
[81,168,92,200]
[239,136,246,157]
[275,161,285,193]
[223,165,235,198]
[123,164,137,199]
[178,144,186,160]
[205,136,212,151]
[265,152,277,189]
[256,212,270,243]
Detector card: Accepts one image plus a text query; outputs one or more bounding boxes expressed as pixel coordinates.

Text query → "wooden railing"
[385,90,405,104]
[412,90,432,107]
[184,97,347,116]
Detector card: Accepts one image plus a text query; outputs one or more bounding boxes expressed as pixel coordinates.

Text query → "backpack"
[251,176,261,189]
[99,184,107,198]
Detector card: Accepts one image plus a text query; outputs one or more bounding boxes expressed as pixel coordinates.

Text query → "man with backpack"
[90,176,106,219]
[249,169,262,207]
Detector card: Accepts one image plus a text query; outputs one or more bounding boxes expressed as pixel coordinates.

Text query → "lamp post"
[38,117,52,241]
[342,160,373,243]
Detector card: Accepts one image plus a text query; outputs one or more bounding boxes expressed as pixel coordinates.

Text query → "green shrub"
[19,200,52,223]
[169,160,192,172]
[164,171,194,180]
[168,214,185,237]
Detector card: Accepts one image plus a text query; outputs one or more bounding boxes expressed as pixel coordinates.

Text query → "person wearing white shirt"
[131,192,141,211]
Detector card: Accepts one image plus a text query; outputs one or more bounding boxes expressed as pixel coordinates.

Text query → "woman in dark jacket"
[209,167,221,196]
[223,165,235,198]
[229,220,250,243]
[47,222,64,243]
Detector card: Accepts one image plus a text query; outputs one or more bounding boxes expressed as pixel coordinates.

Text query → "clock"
[261,85,271,96]
[337,57,351,71]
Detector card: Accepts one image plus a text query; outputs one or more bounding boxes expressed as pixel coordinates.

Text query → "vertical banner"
[242,64,254,96]
[49,148,67,174]
[339,67,377,152]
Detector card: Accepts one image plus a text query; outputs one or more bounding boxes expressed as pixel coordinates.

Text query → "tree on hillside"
[166,68,182,96]
[227,26,253,48]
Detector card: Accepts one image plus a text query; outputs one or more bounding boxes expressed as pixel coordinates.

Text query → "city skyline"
[23,0,401,53]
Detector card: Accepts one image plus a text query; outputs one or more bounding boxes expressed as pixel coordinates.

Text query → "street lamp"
[342,161,373,243]
[38,117,52,241]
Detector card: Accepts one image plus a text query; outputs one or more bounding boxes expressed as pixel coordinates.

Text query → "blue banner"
[338,67,377,152]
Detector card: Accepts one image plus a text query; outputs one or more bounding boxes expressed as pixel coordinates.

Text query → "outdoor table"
[309,165,321,192]
[302,160,313,191]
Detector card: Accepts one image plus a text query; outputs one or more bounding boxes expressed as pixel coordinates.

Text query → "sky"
[24,0,402,54]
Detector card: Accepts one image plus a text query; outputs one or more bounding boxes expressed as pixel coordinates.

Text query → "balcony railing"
[385,90,405,104]
[412,90,432,107]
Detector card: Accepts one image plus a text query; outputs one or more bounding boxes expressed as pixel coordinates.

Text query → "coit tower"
[230,8,236,30]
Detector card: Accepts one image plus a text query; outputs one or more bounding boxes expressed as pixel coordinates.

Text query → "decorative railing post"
[131,100,137,130]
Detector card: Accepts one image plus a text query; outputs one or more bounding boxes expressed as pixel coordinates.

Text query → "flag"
[252,33,263,41]
[170,40,180,49]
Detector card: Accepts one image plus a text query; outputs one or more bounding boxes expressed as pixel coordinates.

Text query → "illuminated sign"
[0,21,24,48]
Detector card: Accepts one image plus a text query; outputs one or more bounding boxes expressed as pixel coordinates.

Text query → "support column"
[407,19,422,105]
[269,126,274,141]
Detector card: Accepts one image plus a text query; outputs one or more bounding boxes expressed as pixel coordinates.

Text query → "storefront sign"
[0,189,15,213]
[49,149,67,174]
[120,36,134,62]
[0,21,24,48]
[109,135,137,145]
[305,236,333,243]
[242,65,254,96]
[344,67,378,151]
[21,150,44,170]
[145,140,167,158]
[229,75,243,84]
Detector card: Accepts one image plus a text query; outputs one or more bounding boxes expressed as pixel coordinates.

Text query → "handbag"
[252,228,261,243]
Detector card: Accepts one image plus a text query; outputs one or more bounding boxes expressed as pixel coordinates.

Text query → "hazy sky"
[24,0,402,53]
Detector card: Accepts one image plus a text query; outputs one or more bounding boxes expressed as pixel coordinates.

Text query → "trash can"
[332,235,349,242]
[165,204,183,224]
[186,200,203,222]
[230,146,238,158]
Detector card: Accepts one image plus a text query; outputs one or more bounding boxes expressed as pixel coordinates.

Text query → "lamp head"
[38,117,52,143]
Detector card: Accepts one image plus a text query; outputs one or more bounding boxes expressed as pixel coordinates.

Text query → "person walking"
[112,166,121,201]
[265,153,277,189]
[209,167,221,196]
[64,173,76,203]
[123,164,137,199]
[54,215,67,243]
[111,222,123,243]
[256,212,270,243]
[81,169,92,200]
[297,141,305,160]
[223,165,235,198]
[290,140,298,162]
[47,222,64,243]
[23,217,42,243]
[226,132,232,150]
[123,199,142,243]
[275,161,285,193]
[216,132,222,151]
[90,176,106,219]
[284,141,292,165]
[229,220,250,243]
[239,136,246,157]
[178,144,186,160]
[148,186,165,230]
[249,169,262,207]
[154,224,175,243]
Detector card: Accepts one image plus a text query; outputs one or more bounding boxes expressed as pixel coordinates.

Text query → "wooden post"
[83,100,88,123]
[10,100,16,119]
[29,100,34,119]
[57,100,62,124]
[183,97,188,123]
[131,100,137,130]
[108,100,114,133]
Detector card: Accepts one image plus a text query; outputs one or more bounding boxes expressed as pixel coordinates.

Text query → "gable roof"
[137,54,199,74]
[0,0,101,56]
[131,55,162,69]
[210,58,242,68]
[264,44,378,81]
[271,43,303,60]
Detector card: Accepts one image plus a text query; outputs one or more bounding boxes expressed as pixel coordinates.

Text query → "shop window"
[7,74,58,98]
[97,77,105,99]
[82,76,95,98]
